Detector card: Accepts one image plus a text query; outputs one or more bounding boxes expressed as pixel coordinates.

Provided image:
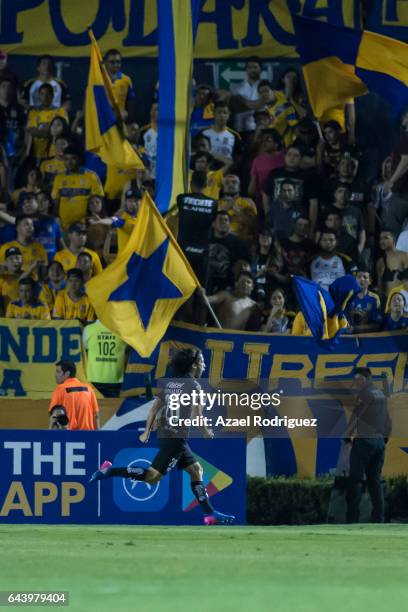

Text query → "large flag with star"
[86,192,200,357]
[85,29,143,169]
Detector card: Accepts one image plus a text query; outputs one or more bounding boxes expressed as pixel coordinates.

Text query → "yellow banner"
[0,318,87,399]
[366,1,408,44]
[1,0,358,59]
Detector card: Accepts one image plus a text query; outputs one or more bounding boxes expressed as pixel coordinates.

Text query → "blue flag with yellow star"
[86,192,200,357]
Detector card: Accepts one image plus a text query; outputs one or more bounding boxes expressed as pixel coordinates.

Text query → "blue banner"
[122,323,408,394]
[121,323,408,478]
[0,431,246,524]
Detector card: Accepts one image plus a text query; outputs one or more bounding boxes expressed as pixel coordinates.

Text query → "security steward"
[345,367,392,523]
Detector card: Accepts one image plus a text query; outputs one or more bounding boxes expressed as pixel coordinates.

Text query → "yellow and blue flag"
[293,275,359,347]
[293,15,408,120]
[86,192,200,358]
[155,0,201,213]
[85,30,143,170]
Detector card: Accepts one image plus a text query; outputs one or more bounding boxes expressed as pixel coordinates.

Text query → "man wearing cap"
[89,188,141,253]
[0,244,56,312]
[51,146,104,230]
[6,277,51,320]
[52,268,95,324]
[53,222,102,276]
[0,215,48,280]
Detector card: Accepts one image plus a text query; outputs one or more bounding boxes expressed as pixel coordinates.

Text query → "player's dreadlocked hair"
[170,349,201,377]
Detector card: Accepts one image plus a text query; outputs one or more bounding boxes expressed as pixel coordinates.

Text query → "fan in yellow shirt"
[51,146,104,230]
[44,260,66,308]
[39,134,69,188]
[0,217,48,280]
[6,278,51,320]
[189,151,228,201]
[218,175,257,244]
[0,246,25,313]
[88,188,140,254]
[53,222,103,277]
[76,252,94,282]
[104,49,136,116]
[27,83,69,161]
[52,268,95,323]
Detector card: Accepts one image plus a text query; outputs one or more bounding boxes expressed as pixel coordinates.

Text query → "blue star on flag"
[109,238,183,329]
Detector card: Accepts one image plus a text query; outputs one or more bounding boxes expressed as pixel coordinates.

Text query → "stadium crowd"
[1,50,408,345]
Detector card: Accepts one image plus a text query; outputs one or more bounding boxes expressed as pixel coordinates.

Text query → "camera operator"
[49,404,69,430]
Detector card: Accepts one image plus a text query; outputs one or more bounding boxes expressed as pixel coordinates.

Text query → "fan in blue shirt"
[346,270,382,333]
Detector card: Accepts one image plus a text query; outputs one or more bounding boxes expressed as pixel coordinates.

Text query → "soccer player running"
[89,349,235,525]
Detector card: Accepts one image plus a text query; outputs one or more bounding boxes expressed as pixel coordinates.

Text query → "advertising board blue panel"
[0,431,246,525]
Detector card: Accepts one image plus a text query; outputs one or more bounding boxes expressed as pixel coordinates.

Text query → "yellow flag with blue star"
[85,29,143,169]
[86,192,200,357]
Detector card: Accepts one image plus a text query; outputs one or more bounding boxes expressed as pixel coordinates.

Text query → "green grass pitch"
[0,525,407,612]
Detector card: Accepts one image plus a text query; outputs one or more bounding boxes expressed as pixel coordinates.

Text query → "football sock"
[191,480,214,514]
[109,466,147,480]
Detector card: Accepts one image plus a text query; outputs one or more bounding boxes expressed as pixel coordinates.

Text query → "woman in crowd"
[11,167,43,208]
[382,292,408,331]
[45,116,71,158]
[261,288,292,333]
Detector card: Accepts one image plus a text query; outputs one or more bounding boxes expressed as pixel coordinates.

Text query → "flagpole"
[160,208,222,328]
[201,293,222,329]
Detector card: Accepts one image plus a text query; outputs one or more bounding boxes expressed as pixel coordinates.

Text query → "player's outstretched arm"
[139,398,163,443]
